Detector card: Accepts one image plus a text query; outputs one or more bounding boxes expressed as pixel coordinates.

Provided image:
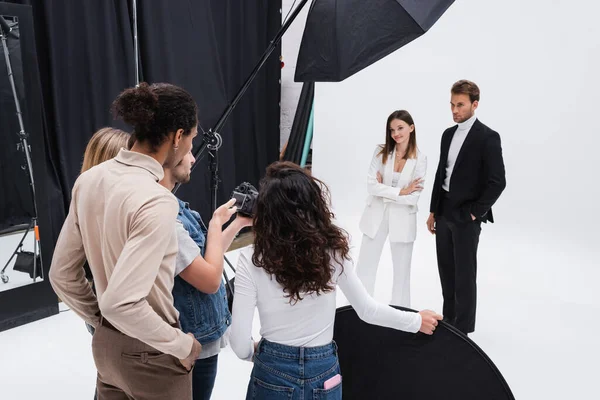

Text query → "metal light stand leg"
[0,222,32,284]
[2,22,42,284]
[32,217,43,281]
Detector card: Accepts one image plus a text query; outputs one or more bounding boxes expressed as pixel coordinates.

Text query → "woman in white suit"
[356,110,426,307]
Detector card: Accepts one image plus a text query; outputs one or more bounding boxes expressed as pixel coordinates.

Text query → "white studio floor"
[0,216,598,399]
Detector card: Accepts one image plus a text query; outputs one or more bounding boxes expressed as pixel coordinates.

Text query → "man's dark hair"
[112,82,198,151]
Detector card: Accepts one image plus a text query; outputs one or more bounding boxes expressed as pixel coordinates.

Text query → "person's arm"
[391,154,427,206]
[49,183,100,327]
[99,195,194,360]
[174,222,220,293]
[337,258,422,332]
[221,216,252,252]
[470,132,506,218]
[230,250,258,361]
[337,257,442,334]
[366,146,401,201]
[178,218,224,294]
[179,200,240,293]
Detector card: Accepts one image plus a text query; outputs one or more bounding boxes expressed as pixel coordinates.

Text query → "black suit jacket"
[430,119,506,223]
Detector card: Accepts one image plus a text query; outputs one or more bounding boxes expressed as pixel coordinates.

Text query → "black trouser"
[436,195,481,334]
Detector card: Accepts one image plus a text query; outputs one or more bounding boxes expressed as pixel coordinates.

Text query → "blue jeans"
[192,355,219,400]
[246,339,342,400]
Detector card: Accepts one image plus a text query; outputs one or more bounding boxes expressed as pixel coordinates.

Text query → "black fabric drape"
[209,0,282,192]
[136,0,230,216]
[282,81,314,164]
[138,0,281,218]
[6,0,137,256]
[1,0,281,331]
[8,0,281,228]
[29,0,136,196]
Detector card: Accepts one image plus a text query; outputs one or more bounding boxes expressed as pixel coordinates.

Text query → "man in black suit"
[426,80,506,334]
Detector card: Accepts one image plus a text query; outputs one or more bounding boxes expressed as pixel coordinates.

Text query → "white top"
[443,114,477,191]
[230,247,422,361]
[391,172,402,188]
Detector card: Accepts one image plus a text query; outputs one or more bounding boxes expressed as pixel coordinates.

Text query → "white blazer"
[359,145,427,243]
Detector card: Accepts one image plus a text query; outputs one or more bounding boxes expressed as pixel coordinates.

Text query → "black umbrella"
[295,0,455,82]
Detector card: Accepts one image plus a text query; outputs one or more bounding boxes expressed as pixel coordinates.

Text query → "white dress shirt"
[230,247,422,361]
[443,114,477,191]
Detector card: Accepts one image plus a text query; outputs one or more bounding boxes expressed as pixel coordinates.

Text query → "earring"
[174,145,179,151]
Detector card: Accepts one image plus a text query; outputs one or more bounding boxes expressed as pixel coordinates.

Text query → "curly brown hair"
[252,161,350,304]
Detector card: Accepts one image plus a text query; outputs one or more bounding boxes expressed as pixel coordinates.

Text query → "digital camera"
[231,182,258,217]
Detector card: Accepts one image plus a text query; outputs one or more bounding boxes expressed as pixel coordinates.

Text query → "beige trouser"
[92,319,193,400]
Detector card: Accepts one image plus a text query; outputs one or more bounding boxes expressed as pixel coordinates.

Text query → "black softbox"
[295,0,455,82]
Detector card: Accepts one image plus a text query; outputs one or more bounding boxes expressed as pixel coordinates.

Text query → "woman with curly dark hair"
[231,161,442,400]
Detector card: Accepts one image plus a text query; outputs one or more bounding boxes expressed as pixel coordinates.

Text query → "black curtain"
[138,0,281,217]
[4,0,137,258]
[5,0,281,241]
[282,81,314,164]
[209,0,282,193]
[136,0,232,215]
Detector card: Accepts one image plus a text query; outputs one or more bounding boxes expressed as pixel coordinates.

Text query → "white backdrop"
[313,0,600,252]
[312,1,600,398]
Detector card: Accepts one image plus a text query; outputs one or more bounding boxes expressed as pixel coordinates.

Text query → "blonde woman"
[80,127,130,173]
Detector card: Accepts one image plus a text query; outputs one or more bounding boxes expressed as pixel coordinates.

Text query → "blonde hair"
[80,127,130,174]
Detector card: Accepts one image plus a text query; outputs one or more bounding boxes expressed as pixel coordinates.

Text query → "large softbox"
[334,306,515,399]
[295,0,455,82]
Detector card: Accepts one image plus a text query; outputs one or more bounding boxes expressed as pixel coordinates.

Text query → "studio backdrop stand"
[0,17,43,284]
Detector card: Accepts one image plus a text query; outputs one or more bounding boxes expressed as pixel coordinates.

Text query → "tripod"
[0,18,43,284]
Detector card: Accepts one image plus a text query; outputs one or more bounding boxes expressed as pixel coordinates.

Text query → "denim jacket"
[172,199,231,345]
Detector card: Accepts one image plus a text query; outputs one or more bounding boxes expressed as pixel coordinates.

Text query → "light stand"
[0,18,43,284]
[132,0,140,86]
[171,0,311,291]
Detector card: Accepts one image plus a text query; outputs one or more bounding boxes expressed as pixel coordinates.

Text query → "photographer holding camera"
[159,151,251,399]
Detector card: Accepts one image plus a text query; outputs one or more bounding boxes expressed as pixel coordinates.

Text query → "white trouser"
[356,206,414,307]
